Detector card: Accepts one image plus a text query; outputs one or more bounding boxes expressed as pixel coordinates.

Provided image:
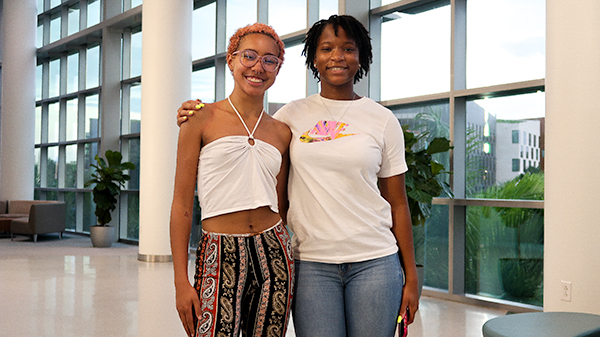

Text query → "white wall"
[545,0,600,313]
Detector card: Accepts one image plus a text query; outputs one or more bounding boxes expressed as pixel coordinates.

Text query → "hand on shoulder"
[177,99,205,126]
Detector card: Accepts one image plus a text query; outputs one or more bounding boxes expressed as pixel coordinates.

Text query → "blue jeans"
[292,253,403,337]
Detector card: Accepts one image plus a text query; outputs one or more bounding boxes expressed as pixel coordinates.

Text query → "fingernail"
[182,116,187,120]
[189,111,194,116]
[195,103,204,109]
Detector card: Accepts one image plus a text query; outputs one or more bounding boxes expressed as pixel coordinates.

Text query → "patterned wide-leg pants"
[193,221,294,337]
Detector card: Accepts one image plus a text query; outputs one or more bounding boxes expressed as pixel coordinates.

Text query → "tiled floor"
[0,234,506,336]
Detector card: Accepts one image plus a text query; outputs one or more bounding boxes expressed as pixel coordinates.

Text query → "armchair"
[9,201,66,242]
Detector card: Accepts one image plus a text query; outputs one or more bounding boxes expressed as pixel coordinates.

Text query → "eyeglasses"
[232,50,282,72]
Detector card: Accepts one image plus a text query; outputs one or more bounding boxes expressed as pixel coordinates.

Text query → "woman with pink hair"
[169,23,293,337]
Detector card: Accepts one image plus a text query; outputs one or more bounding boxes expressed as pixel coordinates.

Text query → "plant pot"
[90,225,116,248]
[499,258,543,298]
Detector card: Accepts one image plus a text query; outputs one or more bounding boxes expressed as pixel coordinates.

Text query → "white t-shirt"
[273,94,408,263]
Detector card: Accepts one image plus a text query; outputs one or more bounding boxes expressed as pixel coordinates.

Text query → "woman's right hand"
[175,282,201,337]
[177,99,204,126]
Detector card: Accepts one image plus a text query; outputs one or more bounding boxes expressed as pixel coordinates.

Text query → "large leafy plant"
[403,125,453,226]
[85,150,136,226]
[483,171,544,258]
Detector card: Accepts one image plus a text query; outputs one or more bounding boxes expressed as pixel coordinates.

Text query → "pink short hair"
[227,23,285,63]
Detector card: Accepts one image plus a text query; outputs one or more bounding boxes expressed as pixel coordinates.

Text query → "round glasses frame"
[232,49,282,73]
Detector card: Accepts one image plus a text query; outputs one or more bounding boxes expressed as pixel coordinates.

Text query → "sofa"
[0,200,8,233]
[0,200,66,242]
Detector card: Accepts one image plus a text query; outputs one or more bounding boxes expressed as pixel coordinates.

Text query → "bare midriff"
[200,206,281,234]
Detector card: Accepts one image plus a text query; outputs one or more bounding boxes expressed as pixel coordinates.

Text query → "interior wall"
[544,0,600,313]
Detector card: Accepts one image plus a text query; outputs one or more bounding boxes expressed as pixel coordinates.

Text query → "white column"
[339,0,370,97]
[138,0,192,261]
[545,0,600,314]
[0,0,37,201]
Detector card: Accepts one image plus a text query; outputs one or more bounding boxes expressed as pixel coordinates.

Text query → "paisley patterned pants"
[193,221,294,337]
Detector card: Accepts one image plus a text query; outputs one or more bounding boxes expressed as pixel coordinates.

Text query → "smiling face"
[227,33,281,98]
[314,24,360,95]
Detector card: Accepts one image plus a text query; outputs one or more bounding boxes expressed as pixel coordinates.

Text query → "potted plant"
[85,150,136,247]
[484,171,544,299]
[402,125,453,296]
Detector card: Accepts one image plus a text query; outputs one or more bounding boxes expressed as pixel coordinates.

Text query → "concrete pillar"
[545,0,600,314]
[339,0,371,97]
[0,0,37,200]
[138,0,192,262]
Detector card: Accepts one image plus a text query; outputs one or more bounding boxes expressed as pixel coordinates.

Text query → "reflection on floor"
[0,234,506,336]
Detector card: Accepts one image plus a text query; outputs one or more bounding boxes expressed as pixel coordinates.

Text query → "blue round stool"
[483,312,600,337]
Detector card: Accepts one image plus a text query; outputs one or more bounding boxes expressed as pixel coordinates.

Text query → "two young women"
[173,15,419,337]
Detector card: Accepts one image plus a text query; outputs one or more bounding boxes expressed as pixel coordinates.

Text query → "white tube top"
[197,135,281,220]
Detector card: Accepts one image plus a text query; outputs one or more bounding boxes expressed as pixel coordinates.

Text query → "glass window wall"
[49,59,60,98]
[37,23,44,48]
[68,5,80,36]
[466,92,545,198]
[36,65,43,100]
[67,53,79,93]
[65,144,78,188]
[48,102,60,143]
[269,0,307,36]
[268,44,306,107]
[50,13,61,44]
[129,84,141,133]
[130,31,142,78]
[87,0,101,28]
[192,3,216,60]
[466,205,543,306]
[47,146,59,188]
[86,45,101,89]
[380,4,450,100]
[66,98,78,141]
[85,94,100,139]
[226,0,257,39]
[466,0,545,88]
[191,68,215,103]
[320,0,338,19]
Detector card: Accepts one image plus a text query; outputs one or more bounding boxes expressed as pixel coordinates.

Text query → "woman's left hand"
[399,279,419,325]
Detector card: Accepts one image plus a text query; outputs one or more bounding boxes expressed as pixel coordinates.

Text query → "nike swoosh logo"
[300,120,357,143]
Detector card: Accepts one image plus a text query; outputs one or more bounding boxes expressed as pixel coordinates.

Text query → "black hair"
[302,15,373,84]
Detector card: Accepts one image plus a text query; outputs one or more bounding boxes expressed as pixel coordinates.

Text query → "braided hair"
[302,15,372,84]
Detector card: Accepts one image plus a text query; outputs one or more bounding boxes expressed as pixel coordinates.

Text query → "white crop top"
[197,136,281,220]
[197,97,281,220]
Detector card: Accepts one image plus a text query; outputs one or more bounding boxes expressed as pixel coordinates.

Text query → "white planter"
[90,226,116,248]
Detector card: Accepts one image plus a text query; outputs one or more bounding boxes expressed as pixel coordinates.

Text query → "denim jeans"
[292,253,403,337]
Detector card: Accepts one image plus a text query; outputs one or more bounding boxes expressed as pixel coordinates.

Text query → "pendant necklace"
[227,96,264,144]
[319,93,358,123]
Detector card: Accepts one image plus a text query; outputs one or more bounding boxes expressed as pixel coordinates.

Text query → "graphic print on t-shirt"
[299,120,358,143]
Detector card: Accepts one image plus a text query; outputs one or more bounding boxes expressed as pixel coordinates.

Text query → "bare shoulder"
[179,102,226,141]
[266,114,292,141]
